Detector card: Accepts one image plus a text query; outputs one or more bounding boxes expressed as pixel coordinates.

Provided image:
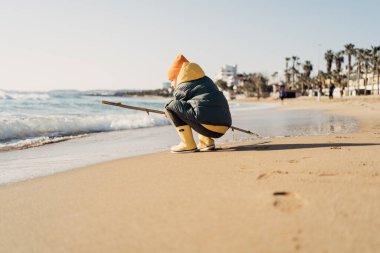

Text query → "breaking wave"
[0,113,170,150]
[0,90,50,100]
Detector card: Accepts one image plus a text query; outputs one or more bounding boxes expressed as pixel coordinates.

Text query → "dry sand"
[1,96,380,253]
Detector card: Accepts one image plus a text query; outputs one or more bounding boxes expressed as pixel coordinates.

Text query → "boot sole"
[198,145,216,151]
[170,148,199,154]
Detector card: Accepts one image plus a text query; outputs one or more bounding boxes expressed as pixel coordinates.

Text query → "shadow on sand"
[214,141,380,152]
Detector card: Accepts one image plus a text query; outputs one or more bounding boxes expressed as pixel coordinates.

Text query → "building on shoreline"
[347,73,380,96]
[162,82,172,94]
[214,64,238,88]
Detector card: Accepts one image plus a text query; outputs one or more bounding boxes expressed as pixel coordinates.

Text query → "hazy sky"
[1,0,379,91]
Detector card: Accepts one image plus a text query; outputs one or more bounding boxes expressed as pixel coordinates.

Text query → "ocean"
[0,90,171,151]
[0,89,357,185]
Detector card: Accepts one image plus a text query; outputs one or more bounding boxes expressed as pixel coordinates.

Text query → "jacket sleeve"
[165,99,197,122]
[164,86,187,108]
[164,83,197,122]
[173,84,192,101]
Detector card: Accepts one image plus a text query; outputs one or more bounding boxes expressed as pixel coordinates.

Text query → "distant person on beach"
[164,54,232,153]
[319,85,323,96]
[329,83,335,100]
[279,85,286,103]
[317,85,323,101]
[340,86,345,98]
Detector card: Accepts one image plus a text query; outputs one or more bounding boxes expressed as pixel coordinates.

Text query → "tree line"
[284,44,380,96]
[215,43,380,97]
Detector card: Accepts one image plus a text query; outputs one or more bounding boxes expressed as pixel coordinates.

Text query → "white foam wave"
[0,114,170,144]
[0,135,85,152]
[0,90,50,100]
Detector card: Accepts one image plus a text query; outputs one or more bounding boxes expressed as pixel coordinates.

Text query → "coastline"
[1,96,380,252]
[0,100,356,185]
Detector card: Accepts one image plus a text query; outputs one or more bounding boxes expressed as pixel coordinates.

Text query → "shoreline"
[0,100,358,186]
[1,96,379,252]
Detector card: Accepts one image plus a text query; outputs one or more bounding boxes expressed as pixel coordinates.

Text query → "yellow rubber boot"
[197,134,216,151]
[171,125,198,153]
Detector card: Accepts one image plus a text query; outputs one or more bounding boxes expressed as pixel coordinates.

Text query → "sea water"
[0,90,169,151]
[0,90,357,185]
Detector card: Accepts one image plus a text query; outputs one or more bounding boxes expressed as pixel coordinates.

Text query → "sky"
[0,0,379,91]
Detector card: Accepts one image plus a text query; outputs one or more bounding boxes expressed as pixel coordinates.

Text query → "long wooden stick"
[102,100,165,115]
[102,100,260,137]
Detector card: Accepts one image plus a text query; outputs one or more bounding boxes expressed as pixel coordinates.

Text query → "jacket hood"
[176,62,205,87]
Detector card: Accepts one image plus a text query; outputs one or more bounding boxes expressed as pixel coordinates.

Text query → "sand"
[1,96,379,253]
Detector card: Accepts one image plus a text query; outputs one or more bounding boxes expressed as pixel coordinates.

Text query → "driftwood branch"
[102,100,260,137]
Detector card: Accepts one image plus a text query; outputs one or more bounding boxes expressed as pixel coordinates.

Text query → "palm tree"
[271,71,279,85]
[285,57,291,88]
[285,70,291,89]
[344,43,355,95]
[291,56,300,91]
[334,51,344,73]
[316,71,328,95]
[285,57,290,70]
[370,46,380,94]
[242,73,256,97]
[333,51,344,86]
[354,48,364,95]
[243,73,268,99]
[324,50,334,75]
[363,49,371,95]
[255,74,268,99]
[377,55,380,95]
[302,60,313,95]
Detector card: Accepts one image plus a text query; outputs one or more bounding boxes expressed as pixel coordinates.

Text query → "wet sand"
[0,102,356,185]
[0,96,379,253]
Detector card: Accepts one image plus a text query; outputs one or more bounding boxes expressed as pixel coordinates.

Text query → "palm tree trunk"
[378,70,380,95]
[356,64,360,95]
[372,63,375,95]
[347,58,351,96]
[292,72,295,91]
[365,67,368,95]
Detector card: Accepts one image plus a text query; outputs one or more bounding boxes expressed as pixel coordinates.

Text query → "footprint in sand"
[318,173,337,177]
[291,229,303,251]
[256,173,269,180]
[272,170,289,174]
[257,171,289,180]
[273,192,303,212]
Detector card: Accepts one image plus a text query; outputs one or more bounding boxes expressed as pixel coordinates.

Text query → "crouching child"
[165,54,232,153]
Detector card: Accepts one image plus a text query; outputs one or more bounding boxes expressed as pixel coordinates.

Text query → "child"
[165,54,232,153]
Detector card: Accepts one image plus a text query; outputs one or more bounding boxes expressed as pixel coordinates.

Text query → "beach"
[0,93,355,185]
[1,96,380,253]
